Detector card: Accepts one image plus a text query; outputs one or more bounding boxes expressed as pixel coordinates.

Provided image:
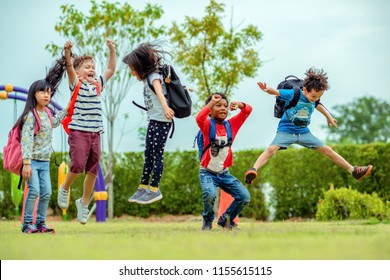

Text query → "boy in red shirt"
[196,93,252,230]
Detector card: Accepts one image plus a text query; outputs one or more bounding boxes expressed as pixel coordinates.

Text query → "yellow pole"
[58,161,69,221]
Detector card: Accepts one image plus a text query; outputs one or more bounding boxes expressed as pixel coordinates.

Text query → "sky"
[1,0,389,154]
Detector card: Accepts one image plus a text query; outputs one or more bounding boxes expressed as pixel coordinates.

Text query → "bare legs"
[62,172,97,205]
[252,145,354,173]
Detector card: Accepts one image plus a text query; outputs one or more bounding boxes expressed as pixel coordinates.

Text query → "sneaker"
[201,221,213,231]
[35,222,55,234]
[75,198,89,225]
[217,215,238,230]
[128,188,147,203]
[245,168,257,184]
[217,215,232,230]
[58,184,69,209]
[21,223,39,234]
[230,220,238,229]
[352,165,373,181]
[136,188,163,204]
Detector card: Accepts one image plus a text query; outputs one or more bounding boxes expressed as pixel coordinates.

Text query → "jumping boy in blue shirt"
[245,67,373,184]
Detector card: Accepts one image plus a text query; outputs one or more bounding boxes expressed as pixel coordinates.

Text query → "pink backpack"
[3,108,53,182]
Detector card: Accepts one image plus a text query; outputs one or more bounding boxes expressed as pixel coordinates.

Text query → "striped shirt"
[68,75,106,133]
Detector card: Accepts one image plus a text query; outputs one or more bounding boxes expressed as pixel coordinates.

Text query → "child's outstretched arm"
[257,82,280,96]
[316,103,338,128]
[104,39,117,82]
[64,41,77,86]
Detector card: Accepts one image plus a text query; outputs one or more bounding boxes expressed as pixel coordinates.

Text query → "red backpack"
[62,80,101,134]
[3,107,53,188]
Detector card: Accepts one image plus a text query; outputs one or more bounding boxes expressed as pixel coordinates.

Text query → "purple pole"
[2,85,107,222]
[94,165,107,222]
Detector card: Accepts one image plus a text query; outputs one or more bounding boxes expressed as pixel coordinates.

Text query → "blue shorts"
[270,131,325,150]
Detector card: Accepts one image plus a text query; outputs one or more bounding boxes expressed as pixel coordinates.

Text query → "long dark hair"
[13,56,67,130]
[122,42,170,80]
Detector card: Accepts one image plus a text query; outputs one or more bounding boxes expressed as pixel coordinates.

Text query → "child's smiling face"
[210,98,229,122]
[76,59,96,83]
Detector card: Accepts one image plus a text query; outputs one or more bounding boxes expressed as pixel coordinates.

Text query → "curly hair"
[303,67,329,92]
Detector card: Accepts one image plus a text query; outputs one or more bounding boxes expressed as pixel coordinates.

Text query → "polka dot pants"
[140,120,172,188]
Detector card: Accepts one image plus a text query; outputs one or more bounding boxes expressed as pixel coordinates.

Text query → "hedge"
[0,143,388,221]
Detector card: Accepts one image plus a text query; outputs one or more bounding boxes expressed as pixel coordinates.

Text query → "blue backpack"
[194,118,232,161]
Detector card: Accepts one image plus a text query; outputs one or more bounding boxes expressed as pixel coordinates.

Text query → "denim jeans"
[23,160,52,224]
[199,168,250,224]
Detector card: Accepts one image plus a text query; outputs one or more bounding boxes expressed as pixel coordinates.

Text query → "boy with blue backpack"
[245,67,373,185]
[196,93,252,230]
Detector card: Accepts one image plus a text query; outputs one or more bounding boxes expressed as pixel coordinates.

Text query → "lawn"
[1,217,389,260]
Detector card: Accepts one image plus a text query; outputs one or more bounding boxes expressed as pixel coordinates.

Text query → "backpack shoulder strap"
[68,80,82,116]
[93,80,101,95]
[146,76,157,95]
[32,108,41,135]
[200,118,216,156]
[209,118,217,141]
[44,107,53,126]
[32,107,53,135]
[286,87,301,109]
[223,120,232,142]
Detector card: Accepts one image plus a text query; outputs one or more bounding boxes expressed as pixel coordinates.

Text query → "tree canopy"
[169,0,262,111]
[324,96,390,144]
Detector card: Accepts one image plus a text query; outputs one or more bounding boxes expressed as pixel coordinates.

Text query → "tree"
[46,0,165,219]
[324,96,390,144]
[169,0,262,111]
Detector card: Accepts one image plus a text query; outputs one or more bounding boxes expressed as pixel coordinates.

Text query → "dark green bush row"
[0,143,388,221]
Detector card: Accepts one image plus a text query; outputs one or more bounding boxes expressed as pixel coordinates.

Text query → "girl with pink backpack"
[11,58,69,234]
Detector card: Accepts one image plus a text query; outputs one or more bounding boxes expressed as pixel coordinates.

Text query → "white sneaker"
[75,198,89,225]
[57,184,69,209]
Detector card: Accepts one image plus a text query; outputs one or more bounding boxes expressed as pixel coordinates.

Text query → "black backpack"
[274,75,323,118]
[274,75,303,118]
[148,64,192,118]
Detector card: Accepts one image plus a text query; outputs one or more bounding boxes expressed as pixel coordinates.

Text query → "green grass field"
[1,217,389,260]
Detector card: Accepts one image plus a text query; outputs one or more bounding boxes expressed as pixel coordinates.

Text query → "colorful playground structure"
[0,84,108,222]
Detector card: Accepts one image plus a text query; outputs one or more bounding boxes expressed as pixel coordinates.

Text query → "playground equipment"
[1,84,108,222]
[57,161,69,220]
[10,173,23,217]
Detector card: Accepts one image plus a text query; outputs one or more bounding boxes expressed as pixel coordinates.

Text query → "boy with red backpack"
[57,40,116,225]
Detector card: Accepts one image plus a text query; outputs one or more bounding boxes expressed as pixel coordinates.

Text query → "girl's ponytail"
[45,56,67,96]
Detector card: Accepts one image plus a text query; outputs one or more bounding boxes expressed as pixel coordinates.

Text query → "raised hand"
[257,82,267,91]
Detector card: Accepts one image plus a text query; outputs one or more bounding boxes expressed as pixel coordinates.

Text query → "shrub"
[316,187,390,221]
